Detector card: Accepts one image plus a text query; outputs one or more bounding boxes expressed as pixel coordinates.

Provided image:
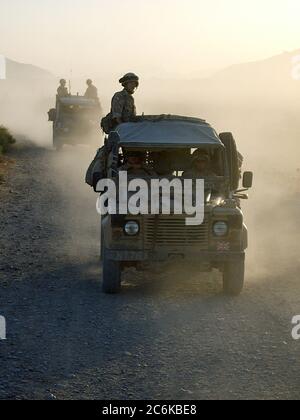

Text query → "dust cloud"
[138,52,300,280]
[1,50,300,283]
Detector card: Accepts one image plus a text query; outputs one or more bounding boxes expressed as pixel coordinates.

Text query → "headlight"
[124,221,140,236]
[213,221,228,237]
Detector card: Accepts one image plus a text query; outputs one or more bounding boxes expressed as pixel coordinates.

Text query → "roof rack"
[134,115,207,124]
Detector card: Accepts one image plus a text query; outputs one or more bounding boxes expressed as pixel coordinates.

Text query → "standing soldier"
[100,72,139,134]
[111,73,139,125]
[85,79,99,100]
[57,79,69,97]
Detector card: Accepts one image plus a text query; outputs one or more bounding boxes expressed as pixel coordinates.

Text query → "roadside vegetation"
[0,126,15,184]
[0,126,15,155]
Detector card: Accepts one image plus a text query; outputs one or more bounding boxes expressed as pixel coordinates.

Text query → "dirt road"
[0,143,299,400]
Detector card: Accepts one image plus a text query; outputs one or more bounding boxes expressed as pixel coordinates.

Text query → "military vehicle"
[48,95,102,151]
[98,115,253,295]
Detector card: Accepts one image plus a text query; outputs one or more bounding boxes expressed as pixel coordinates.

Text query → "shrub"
[0,126,16,154]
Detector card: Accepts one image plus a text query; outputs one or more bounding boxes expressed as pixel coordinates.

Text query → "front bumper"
[105,249,245,262]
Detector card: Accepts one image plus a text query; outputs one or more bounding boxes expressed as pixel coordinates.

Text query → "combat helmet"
[119,73,139,86]
[191,150,210,163]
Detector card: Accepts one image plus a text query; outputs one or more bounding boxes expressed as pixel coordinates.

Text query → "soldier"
[85,79,98,100]
[111,73,139,125]
[100,73,139,134]
[119,151,156,177]
[183,150,216,178]
[57,79,69,97]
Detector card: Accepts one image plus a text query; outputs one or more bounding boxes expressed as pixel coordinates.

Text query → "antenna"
[69,69,73,95]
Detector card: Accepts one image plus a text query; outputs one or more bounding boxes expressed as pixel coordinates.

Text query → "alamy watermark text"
[96,173,205,226]
[292,315,300,340]
[0,316,6,340]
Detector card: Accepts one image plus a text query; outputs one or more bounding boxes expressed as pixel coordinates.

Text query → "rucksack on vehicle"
[101,113,116,134]
[85,147,106,189]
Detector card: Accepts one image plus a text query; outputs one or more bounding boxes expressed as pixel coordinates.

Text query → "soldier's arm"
[111,94,125,124]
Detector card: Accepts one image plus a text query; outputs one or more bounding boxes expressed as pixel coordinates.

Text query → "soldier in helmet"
[101,73,139,134]
[85,79,98,100]
[119,150,157,177]
[57,79,69,97]
[111,73,139,125]
[183,150,216,178]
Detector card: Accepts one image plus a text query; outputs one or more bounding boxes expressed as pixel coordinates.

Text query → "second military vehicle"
[48,95,102,151]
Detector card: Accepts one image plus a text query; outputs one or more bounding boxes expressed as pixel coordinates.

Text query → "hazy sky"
[1,0,300,79]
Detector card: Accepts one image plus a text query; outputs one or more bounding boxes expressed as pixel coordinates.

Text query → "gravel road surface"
[0,143,299,400]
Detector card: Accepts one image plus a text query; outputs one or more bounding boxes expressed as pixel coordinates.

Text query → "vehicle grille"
[144,216,209,248]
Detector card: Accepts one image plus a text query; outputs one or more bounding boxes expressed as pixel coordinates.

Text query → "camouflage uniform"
[111,89,136,123]
[183,150,216,178]
[85,84,98,100]
[57,86,69,97]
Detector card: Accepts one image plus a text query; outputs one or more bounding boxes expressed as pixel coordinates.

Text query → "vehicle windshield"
[119,147,225,177]
[59,104,100,120]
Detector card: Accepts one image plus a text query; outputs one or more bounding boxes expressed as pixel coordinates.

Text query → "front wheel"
[55,143,63,152]
[102,249,121,294]
[223,259,245,296]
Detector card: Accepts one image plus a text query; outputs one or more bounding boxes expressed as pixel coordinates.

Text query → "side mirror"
[48,108,56,122]
[243,171,253,189]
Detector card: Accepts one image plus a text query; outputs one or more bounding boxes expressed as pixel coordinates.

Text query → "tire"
[55,143,63,152]
[100,227,104,262]
[53,134,63,152]
[223,259,245,296]
[102,249,121,294]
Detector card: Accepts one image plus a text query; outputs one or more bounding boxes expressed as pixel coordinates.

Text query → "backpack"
[85,147,106,189]
[101,113,116,134]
